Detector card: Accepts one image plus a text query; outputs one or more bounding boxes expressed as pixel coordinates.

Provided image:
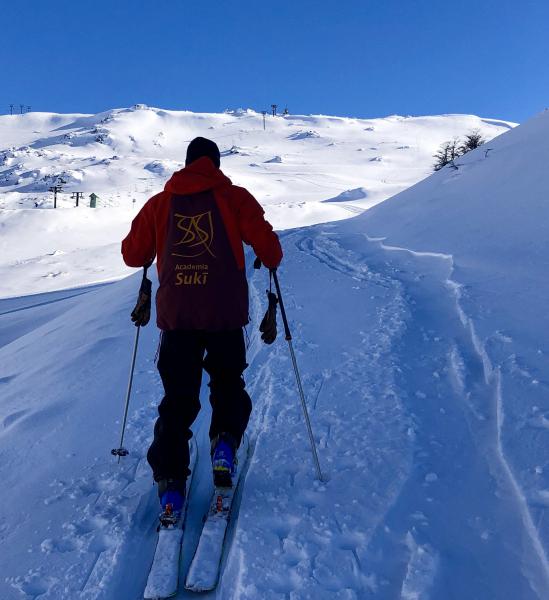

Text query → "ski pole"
[270,269,324,481]
[111,263,152,462]
[111,325,141,462]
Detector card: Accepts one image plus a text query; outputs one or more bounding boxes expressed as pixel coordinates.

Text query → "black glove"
[131,276,152,326]
[259,291,278,344]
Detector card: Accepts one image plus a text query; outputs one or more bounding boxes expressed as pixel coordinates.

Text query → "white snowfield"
[1,106,549,599]
[0,106,511,298]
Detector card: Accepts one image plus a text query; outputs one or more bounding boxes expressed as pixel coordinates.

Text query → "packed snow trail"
[211,227,548,599]
[217,230,412,599]
[0,279,240,600]
[1,224,548,598]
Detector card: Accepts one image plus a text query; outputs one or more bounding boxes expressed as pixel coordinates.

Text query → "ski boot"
[211,433,237,488]
[157,478,186,527]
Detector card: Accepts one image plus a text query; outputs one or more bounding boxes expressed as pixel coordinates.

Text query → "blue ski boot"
[157,478,186,525]
[211,433,237,488]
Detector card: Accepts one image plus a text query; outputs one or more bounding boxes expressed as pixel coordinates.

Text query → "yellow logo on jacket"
[171,211,216,258]
[174,264,209,286]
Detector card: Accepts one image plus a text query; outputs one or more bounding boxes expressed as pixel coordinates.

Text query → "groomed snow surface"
[2,107,549,599]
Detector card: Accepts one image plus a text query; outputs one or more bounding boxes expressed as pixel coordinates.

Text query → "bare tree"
[451,138,462,160]
[459,129,485,154]
[434,137,463,171]
[433,142,450,171]
[434,142,451,171]
[434,138,458,170]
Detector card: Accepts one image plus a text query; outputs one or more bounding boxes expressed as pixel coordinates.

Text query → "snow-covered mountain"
[0,107,512,298]
[2,108,548,600]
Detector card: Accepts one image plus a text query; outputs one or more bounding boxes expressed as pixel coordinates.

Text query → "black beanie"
[185,137,221,168]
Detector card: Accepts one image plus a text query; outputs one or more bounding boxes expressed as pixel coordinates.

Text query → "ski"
[184,435,250,592]
[144,437,198,599]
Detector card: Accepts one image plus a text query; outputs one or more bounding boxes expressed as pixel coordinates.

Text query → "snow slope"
[2,109,548,599]
[342,109,549,596]
[0,107,512,298]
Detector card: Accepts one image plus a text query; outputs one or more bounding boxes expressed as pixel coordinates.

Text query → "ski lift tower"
[48,176,67,209]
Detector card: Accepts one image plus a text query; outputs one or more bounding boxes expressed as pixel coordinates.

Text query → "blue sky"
[1,0,548,122]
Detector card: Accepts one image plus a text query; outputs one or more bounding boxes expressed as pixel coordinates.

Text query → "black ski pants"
[147,328,252,482]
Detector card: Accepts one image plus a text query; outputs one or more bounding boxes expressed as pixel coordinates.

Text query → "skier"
[121,137,283,513]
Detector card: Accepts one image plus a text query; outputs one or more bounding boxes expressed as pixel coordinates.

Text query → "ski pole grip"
[271,269,292,341]
[253,257,262,270]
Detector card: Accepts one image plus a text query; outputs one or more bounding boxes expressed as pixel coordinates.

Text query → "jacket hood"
[164,156,231,195]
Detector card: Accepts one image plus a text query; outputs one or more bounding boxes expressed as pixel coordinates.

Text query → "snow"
[0,107,511,298]
[2,106,549,599]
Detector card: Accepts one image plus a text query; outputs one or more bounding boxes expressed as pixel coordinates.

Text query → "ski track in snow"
[2,222,549,599]
[220,231,413,599]
[364,234,549,597]
[215,226,549,599]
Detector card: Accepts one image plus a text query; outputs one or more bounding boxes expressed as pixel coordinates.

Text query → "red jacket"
[122,157,282,330]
